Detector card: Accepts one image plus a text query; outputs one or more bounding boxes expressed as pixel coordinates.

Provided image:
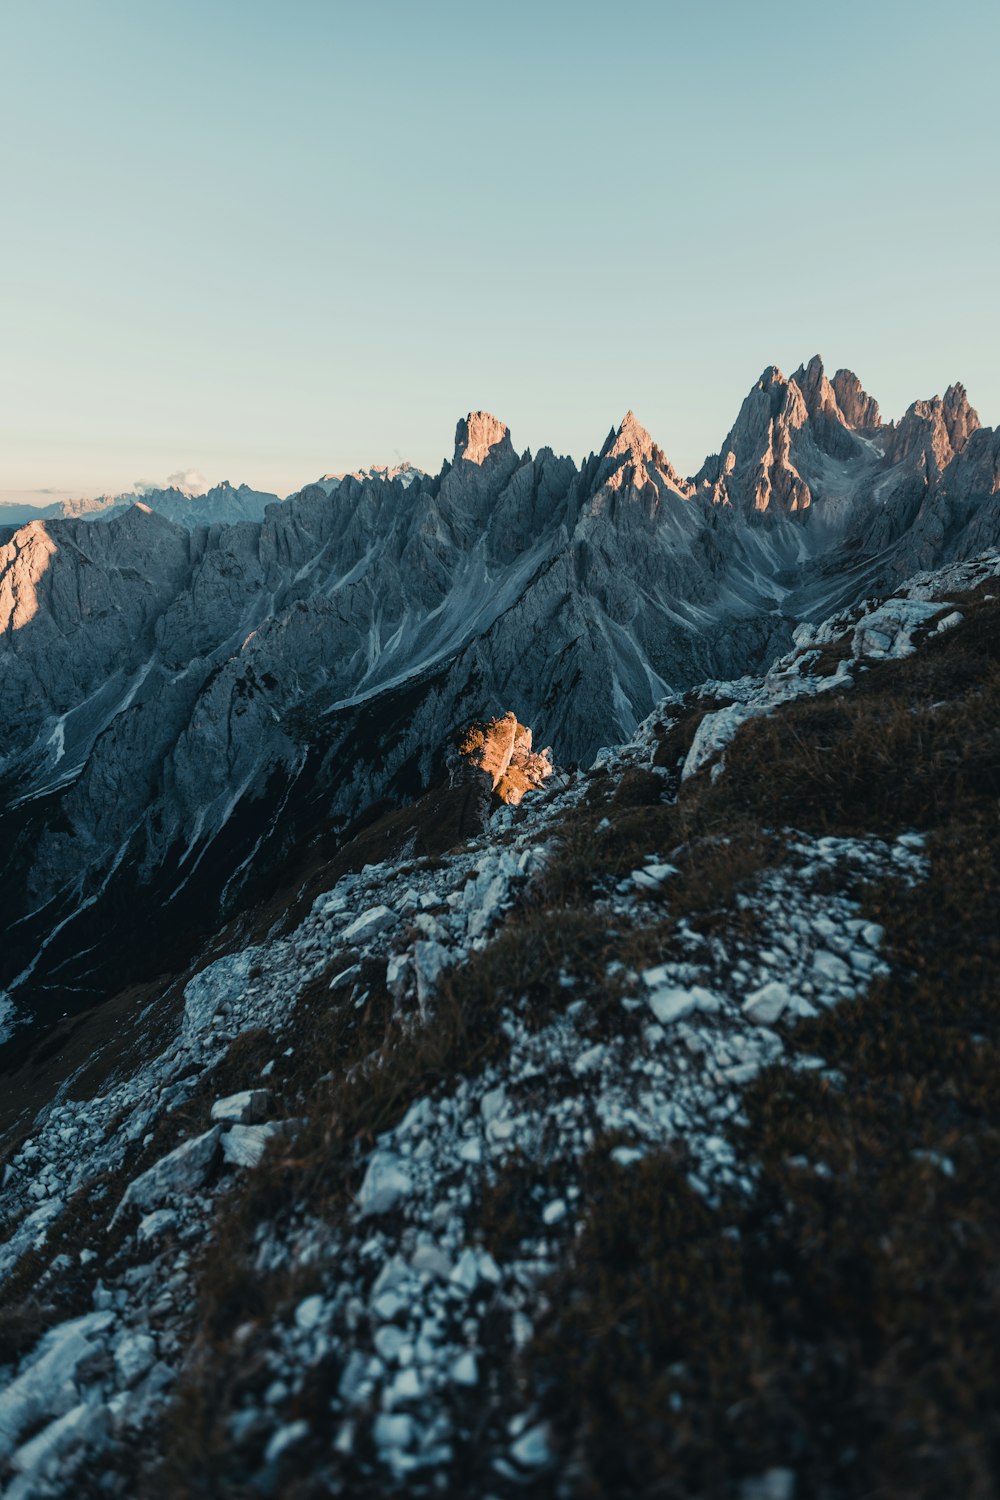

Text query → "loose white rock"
[294,1295,325,1333]
[373,1411,415,1454]
[8,1400,109,1483]
[646,985,721,1025]
[449,1249,480,1293]
[264,1419,310,1464]
[413,940,450,1007]
[342,906,397,945]
[742,981,792,1026]
[0,1311,115,1460]
[210,1090,269,1124]
[813,950,852,985]
[114,1332,156,1388]
[222,1122,282,1168]
[480,1086,506,1124]
[411,1243,452,1281]
[357,1153,413,1217]
[374,1325,406,1363]
[740,1467,797,1500]
[511,1421,552,1469]
[451,1351,478,1386]
[136,1208,178,1244]
[117,1127,222,1215]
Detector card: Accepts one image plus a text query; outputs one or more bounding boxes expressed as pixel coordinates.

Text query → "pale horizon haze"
[2,0,998,503]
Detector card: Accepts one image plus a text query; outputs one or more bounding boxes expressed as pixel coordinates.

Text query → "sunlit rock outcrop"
[693,364,814,513]
[455,712,554,806]
[453,412,515,467]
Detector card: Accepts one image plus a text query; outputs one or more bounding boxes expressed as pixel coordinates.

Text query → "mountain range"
[0,482,281,533]
[1,355,999,1498]
[0,465,424,535]
[0,355,997,1041]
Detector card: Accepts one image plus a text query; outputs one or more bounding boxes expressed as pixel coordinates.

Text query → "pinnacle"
[617,409,650,441]
[794,353,825,378]
[603,409,655,460]
[453,412,512,466]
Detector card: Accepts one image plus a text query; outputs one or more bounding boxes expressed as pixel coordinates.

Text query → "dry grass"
[698,592,1000,839]
[521,591,1000,1498]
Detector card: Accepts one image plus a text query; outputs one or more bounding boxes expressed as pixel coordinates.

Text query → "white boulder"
[357,1152,413,1216]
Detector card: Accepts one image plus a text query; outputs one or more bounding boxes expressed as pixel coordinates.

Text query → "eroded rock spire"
[453,412,514,466]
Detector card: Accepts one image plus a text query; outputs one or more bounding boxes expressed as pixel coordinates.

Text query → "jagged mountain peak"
[791,353,834,409]
[786,356,889,438]
[617,407,647,438]
[887,382,981,474]
[693,363,811,513]
[609,409,655,456]
[788,355,874,461]
[598,409,654,463]
[791,351,825,386]
[316,462,424,494]
[899,383,979,427]
[697,356,902,513]
[942,380,979,432]
[593,410,691,501]
[790,354,856,425]
[831,367,881,430]
[453,411,514,466]
[752,357,880,436]
[939,384,981,464]
[754,363,789,393]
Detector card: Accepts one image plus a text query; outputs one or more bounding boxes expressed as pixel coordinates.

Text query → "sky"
[2,0,998,503]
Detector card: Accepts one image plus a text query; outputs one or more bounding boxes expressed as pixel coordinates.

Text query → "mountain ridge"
[0,356,997,1040]
[2,355,987,534]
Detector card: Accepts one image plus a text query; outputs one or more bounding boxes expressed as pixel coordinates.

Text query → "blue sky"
[2,0,998,500]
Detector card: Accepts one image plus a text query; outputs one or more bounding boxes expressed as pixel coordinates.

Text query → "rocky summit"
[0,362,999,1499]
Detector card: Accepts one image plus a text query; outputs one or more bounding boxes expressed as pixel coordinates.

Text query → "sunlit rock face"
[453,412,515,467]
[692,355,982,519]
[0,521,58,632]
[455,713,553,806]
[831,367,881,430]
[882,383,980,474]
[693,364,813,513]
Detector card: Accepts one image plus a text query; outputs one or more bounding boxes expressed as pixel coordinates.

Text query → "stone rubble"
[667,548,1000,784]
[1,760,921,1494]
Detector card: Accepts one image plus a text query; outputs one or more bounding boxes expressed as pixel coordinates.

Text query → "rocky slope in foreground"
[1,358,998,1040]
[1,546,998,1499]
